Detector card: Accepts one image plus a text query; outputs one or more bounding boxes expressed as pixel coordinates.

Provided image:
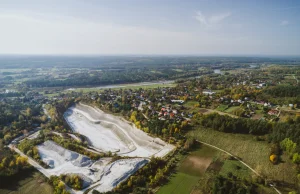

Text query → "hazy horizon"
[0,0,300,56]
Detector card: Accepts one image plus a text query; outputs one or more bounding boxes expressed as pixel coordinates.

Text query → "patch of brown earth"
[186,156,212,173]
[199,109,209,113]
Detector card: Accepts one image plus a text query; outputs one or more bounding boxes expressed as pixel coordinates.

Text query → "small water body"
[249,64,257,68]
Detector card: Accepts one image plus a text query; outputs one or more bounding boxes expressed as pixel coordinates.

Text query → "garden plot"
[92,158,148,193]
[37,140,109,183]
[64,103,175,157]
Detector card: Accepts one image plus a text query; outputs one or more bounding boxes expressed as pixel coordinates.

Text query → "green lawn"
[172,69,184,72]
[157,172,200,194]
[184,101,199,108]
[157,145,219,194]
[224,106,240,113]
[219,159,252,180]
[215,104,228,111]
[65,83,176,94]
[0,169,53,194]
[184,101,204,114]
[41,82,176,97]
[215,105,240,113]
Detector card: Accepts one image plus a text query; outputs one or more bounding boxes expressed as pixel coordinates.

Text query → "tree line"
[196,113,271,135]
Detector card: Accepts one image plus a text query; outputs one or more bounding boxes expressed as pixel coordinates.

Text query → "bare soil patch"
[184,156,212,174]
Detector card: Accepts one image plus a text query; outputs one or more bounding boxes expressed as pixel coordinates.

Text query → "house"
[268,109,279,116]
[170,113,175,118]
[244,97,250,101]
[202,90,216,95]
[259,83,266,87]
[171,100,184,103]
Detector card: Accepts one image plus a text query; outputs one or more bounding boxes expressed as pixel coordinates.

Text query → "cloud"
[0,12,298,55]
[280,20,289,26]
[195,11,207,25]
[195,11,231,28]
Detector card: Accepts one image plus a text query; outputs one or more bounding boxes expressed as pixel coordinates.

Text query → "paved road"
[9,144,51,177]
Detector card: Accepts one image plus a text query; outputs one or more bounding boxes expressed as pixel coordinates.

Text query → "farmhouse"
[202,90,216,95]
[171,99,184,103]
[268,109,279,116]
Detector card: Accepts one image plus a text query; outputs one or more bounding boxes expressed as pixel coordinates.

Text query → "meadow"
[187,128,297,186]
[156,141,275,194]
[157,144,219,194]
[0,168,53,194]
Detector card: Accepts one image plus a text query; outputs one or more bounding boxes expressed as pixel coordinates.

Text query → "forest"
[265,85,300,97]
[196,113,271,135]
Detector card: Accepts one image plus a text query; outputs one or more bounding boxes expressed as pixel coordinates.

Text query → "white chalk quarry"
[37,141,149,193]
[92,158,148,193]
[29,103,175,193]
[64,103,175,158]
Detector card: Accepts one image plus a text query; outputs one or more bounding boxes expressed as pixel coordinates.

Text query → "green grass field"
[224,106,240,113]
[157,145,219,194]
[172,69,184,72]
[40,82,176,97]
[187,128,297,185]
[219,159,252,180]
[215,104,228,111]
[184,101,199,108]
[64,83,176,94]
[0,168,53,194]
[157,172,200,194]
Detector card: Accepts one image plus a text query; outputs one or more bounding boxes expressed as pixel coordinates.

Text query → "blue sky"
[0,0,299,55]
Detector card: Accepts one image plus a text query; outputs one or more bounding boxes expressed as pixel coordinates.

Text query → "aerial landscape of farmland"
[1,1,300,194]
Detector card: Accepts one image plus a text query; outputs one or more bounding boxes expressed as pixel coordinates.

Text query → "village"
[1,63,300,194]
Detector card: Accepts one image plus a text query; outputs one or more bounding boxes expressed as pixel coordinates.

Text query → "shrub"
[269,154,278,164]
[292,153,300,164]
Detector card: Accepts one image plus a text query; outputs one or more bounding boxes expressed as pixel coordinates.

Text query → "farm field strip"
[157,145,219,194]
[65,80,175,93]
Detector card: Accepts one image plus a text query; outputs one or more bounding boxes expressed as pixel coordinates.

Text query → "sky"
[0,0,299,56]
